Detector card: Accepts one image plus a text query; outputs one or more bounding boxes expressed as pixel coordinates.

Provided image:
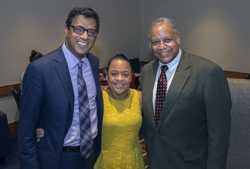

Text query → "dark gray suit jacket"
[140,51,231,169]
[18,48,103,169]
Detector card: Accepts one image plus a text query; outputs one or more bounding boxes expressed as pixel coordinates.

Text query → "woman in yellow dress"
[94,54,145,169]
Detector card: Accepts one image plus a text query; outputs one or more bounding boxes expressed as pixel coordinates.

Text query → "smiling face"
[64,15,97,59]
[150,21,180,64]
[107,58,132,99]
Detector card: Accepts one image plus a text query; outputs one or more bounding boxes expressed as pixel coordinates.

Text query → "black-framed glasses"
[70,25,97,38]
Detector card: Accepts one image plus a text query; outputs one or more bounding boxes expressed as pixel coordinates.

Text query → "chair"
[227,78,250,169]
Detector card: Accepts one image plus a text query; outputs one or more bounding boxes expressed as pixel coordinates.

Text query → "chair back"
[227,78,250,169]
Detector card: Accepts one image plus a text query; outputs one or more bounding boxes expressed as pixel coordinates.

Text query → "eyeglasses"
[70,25,97,38]
[151,38,174,47]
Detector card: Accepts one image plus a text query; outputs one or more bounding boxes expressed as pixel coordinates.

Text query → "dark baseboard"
[0,84,20,97]
[224,70,250,79]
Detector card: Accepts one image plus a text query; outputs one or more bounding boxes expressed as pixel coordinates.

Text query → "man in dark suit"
[18,7,103,169]
[140,17,231,169]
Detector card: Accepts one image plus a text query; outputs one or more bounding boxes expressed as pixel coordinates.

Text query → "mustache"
[157,48,172,52]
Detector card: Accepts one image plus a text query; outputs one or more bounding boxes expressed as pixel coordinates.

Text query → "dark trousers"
[61,152,92,169]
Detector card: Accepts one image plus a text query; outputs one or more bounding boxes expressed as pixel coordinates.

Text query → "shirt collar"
[159,48,182,70]
[62,42,88,69]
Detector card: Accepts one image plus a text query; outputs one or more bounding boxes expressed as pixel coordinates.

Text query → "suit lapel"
[52,49,74,109]
[160,51,192,124]
[145,60,159,128]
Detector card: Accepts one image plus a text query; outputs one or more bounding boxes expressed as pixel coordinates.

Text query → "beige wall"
[0,0,141,86]
[1,0,249,122]
[0,0,141,123]
[139,0,250,72]
[1,0,248,85]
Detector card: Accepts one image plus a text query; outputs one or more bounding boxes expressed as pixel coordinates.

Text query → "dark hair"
[29,50,43,62]
[149,17,180,45]
[107,53,133,72]
[65,7,100,33]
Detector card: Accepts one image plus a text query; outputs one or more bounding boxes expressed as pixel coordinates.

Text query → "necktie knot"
[161,65,168,72]
[78,61,84,69]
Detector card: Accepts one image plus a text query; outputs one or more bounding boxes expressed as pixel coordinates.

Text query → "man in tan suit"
[140,17,231,169]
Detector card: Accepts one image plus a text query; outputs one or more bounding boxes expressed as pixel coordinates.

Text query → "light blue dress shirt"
[62,43,98,146]
[152,49,182,112]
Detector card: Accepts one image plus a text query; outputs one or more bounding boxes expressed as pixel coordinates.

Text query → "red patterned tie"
[154,65,168,126]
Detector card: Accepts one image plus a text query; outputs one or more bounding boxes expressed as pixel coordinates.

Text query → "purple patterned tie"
[77,61,93,158]
[154,65,168,126]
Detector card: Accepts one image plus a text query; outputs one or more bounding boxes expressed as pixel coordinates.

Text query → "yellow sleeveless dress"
[94,89,145,169]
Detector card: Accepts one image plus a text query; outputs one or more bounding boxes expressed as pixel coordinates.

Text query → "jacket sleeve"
[18,63,44,169]
[204,65,231,169]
